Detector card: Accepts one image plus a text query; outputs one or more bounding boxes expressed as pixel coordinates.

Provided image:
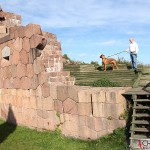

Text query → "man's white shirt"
[126,41,138,54]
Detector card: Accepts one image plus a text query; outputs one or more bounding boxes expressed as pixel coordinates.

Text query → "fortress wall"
[0,85,130,140]
[0,9,129,140]
[0,11,21,27]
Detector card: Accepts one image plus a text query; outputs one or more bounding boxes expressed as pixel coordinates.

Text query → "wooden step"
[134,99,150,102]
[133,113,150,117]
[130,134,148,139]
[133,106,150,110]
[140,75,150,80]
[132,120,150,125]
[131,127,150,132]
[139,80,150,86]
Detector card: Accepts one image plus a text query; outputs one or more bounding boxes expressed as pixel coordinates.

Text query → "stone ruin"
[0,8,130,140]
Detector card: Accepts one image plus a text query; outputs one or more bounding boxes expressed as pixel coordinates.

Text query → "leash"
[107,51,125,57]
[108,51,141,64]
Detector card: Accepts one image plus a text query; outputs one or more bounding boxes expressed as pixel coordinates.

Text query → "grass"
[0,119,128,150]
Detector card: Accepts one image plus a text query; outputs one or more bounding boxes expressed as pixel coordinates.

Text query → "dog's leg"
[104,64,106,71]
[116,64,118,69]
[114,62,118,69]
[112,64,114,70]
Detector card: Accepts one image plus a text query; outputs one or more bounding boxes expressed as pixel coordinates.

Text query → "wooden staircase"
[124,66,150,149]
[130,96,150,149]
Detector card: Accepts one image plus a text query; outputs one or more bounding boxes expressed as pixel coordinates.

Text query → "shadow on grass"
[97,66,114,71]
[0,104,17,143]
[97,64,132,71]
[142,82,150,93]
[123,95,133,148]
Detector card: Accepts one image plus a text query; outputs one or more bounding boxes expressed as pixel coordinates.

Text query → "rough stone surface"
[13,37,23,52]
[41,83,50,98]
[57,86,68,101]
[17,63,27,78]
[25,24,42,38]
[20,49,29,64]
[0,9,129,140]
[22,37,30,52]
[63,98,78,115]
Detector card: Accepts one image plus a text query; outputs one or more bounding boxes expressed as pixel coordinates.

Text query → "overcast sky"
[1,0,150,65]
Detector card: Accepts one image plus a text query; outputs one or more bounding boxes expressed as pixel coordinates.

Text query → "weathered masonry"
[0,8,130,140]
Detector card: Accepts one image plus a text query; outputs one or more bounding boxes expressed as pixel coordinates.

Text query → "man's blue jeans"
[130,53,137,70]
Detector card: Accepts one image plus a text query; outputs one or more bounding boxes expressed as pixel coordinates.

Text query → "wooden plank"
[124,90,150,95]
[130,134,148,139]
[133,106,150,109]
[134,99,150,102]
[132,127,150,132]
[132,120,150,125]
[133,113,150,117]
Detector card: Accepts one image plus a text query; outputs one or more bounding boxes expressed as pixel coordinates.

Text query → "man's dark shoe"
[134,69,138,74]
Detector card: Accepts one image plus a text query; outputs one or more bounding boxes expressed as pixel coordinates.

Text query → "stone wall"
[0,10,21,38]
[0,9,130,140]
[0,23,75,88]
[0,86,129,140]
[0,11,21,27]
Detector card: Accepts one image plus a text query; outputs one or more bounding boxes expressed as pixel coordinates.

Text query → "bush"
[92,77,119,87]
[90,61,99,69]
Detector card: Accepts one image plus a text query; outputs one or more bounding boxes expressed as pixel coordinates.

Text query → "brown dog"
[100,54,118,71]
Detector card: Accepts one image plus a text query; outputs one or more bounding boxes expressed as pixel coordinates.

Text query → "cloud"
[1,0,150,64]
[2,0,150,28]
[100,40,117,46]
[79,53,88,57]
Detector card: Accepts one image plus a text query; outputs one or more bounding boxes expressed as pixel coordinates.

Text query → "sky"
[1,0,150,65]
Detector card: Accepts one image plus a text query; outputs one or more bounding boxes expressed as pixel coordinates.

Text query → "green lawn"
[0,119,128,150]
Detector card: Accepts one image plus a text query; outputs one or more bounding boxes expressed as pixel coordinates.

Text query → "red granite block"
[20,49,29,64]
[3,78,13,89]
[13,77,21,89]
[33,58,44,74]
[17,63,27,78]
[10,65,17,78]
[30,34,46,50]
[0,78,4,88]
[5,66,12,79]
[22,37,30,52]
[38,72,49,85]
[14,29,19,39]
[13,37,23,52]
[48,72,58,77]
[30,34,43,49]
[9,26,17,34]
[0,26,6,34]
[11,50,20,65]
[1,59,11,67]
[31,74,39,90]
[41,82,50,98]
[62,71,70,76]
[49,77,58,82]
[17,26,25,38]
[63,98,78,115]
[54,100,63,113]
[20,77,32,90]
[9,26,17,39]
[27,64,34,78]
[25,24,42,38]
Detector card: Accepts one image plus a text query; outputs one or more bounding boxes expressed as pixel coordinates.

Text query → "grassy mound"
[0,119,128,150]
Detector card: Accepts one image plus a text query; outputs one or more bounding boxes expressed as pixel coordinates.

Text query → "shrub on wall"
[92,77,120,87]
[90,61,99,69]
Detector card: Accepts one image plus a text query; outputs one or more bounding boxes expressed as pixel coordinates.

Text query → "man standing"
[125,37,139,74]
[0,4,2,11]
